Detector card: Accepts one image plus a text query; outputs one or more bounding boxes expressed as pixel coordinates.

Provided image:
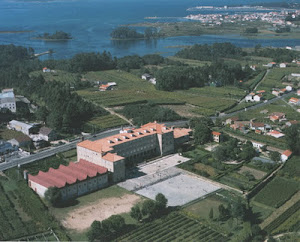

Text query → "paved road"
[0,128,122,171]
[212,91,296,121]
[0,120,188,171]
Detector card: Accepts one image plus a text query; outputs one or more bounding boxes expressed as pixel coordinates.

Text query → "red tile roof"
[282,150,292,157]
[102,153,124,162]
[78,122,174,155]
[173,128,192,139]
[212,131,221,136]
[28,159,107,189]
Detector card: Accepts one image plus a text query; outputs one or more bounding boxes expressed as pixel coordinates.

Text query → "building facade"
[77,122,191,182]
[28,159,108,200]
[0,89,16,113]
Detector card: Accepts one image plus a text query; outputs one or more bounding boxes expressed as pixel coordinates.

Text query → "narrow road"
[254,69,270,91]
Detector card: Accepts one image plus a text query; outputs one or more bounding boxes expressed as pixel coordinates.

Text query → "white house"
[141,74,151,80]
[0,89,16,113]
[149,78,156,85]
[253,94,262,102]
[42,67,51,73]
[272,90,280,96]
[8,120,39,136]
[279,63,287,68]
[252,141,264,151]
[286,85,293,92]
[281,150,292,162]
[297,89,300,96]
[245,94,254,102]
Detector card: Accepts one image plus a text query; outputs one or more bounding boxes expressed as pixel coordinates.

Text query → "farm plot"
[136,173,221,206]
[84,114,128,132]
[117,213,228,242]
[77,70,244,115]
[253,176,299,208]
[237,166,266,180]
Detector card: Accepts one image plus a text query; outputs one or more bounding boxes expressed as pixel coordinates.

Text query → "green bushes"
[254,177,299,208]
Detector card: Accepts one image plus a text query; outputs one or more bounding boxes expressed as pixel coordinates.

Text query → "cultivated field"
[238,166,266,180]
[117,212,228,242]
[253,177,299,208]
[136,173,221,206]
[77,70,245,116]
[84,114,128,132]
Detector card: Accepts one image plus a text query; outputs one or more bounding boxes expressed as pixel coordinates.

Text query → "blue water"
[0,0,298,59]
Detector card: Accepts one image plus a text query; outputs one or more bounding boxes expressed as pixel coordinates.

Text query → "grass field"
[117,212,228,242]
[237,166,266,180]
[30,70,80,84]
[0,128,29,141]
[77,70,245,116]
[253,176,299,208]
[183,194,224,220]
[278,156,300,181]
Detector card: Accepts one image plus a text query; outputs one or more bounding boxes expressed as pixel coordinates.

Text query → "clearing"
[61,193,141,232]
[238,166,266,180]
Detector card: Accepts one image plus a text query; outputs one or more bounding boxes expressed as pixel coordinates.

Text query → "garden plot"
[136,173,221,206]
[238,166,266,180]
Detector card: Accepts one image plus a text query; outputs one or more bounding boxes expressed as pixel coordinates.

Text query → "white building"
[281,150,292,162]
[0,89,16,113]
[141,74,151,80]
[8,120,39,136]
[286,85,293,92]
[279,63,287,68]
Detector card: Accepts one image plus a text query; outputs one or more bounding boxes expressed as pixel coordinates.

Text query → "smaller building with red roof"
[281,150,292,162]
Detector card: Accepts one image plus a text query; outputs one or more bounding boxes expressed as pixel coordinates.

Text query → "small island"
[35,31,72,41]
[110,26,162,40]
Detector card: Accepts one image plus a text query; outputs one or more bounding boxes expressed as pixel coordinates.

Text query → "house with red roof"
[281,150,292,162]
[28,159,108,199]
[289,97,300,105]
[212,131,222,143]
[267,130,285,138]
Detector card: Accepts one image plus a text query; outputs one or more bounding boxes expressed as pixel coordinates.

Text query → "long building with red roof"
[28,159,108,199]
[77,122,191,182]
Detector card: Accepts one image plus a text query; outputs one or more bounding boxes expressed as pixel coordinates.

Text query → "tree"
[239,141,256,161]
[215,118,222,127]
[130,204,142,221]
[194,123,212,145]
[218,204,230,221]
[270,151,281,162]
[155,193,168,211]
[209,208,214,220]
[44,187,62,207]
[141,200,157,218]
[231,199,247,223]
[285,124,300,155]
[87,221,102,242]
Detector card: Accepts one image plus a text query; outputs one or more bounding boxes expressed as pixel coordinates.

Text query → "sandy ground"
[62,194,141,231]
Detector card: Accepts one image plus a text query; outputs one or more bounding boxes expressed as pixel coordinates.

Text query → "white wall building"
[0,89,16,113]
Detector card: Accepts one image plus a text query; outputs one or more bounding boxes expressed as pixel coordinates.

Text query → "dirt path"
[104,107,134,126]
[62,194,141,232]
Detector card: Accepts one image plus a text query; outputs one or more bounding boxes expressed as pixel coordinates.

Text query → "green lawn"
[30,70,80,84]
[77,70,245,116]
[0,128,28,141]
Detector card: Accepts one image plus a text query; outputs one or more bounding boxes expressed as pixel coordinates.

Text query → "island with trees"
[35,31,72,41]
[110,26,162,40]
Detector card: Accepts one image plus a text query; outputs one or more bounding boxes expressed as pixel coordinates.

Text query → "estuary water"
[0,0,298,59]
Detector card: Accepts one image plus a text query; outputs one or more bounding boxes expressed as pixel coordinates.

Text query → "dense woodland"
[36,31,72,40]
[122,103,181,125]
[110,27,161,39]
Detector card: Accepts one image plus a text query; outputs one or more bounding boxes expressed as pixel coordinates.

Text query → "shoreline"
[0,30,34,34]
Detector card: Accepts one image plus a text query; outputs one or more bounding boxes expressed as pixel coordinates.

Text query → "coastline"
[0,30,34,34]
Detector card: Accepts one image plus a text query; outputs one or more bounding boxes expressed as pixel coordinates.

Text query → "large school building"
[28,122,191,200]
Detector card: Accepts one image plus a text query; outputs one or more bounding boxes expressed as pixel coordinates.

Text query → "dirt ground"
[238,166,267,180]
[61,194,141,232]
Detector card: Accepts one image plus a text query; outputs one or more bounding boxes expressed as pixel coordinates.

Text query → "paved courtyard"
[135,173,221,206]
[118,153,221,206]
